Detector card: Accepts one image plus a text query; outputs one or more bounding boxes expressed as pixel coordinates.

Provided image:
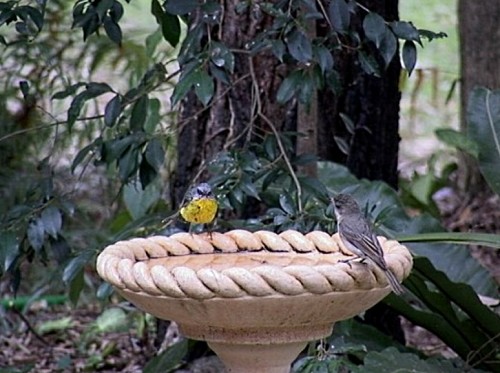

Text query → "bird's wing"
[359,232,388,270]
[340,219,388,270]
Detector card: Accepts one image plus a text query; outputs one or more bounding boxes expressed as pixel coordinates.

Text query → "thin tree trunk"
[458,0,500,193]
[318,0,401,189]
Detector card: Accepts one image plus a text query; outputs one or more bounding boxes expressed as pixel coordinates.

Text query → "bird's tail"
[384,269,405,295]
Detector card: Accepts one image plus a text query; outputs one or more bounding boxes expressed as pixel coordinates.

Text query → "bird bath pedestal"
[96,230,412,373]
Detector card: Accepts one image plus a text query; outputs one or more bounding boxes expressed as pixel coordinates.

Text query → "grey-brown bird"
[332,194,404,295]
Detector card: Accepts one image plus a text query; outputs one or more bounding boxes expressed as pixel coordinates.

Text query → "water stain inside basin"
[142,251,348,271]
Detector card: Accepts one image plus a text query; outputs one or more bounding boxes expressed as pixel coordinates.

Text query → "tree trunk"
[318,0,403,341]
[458,0,500,193]
[171,2,293,207]
[172,0,403,343]
[318,0,401,189]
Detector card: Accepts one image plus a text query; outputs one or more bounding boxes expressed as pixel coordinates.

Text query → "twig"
[248,57,303,213]
[13,308,50,346]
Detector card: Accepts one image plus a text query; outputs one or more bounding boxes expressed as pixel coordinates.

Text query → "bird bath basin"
[96,230,412,373]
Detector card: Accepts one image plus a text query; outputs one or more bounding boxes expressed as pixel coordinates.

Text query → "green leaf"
[385,258,500,371]
[104,135,136,162]
[402,40,417,76]
[165,0,198,15]
[209,64,230,85]
[413,257,500,337]
[95,0,114,21]
[19,80,30,98]
[276,71,301,104]
[145,138,165,172]
[239,174,260,200]
[298,176,329,202]
[41,206,62,239]
[50,236,71,264]
[143,339,188,373]
[378,29,397,67]
[27,219,45,252]
[171,66,201,107]
[68,268,84,305]
[334,136,349,155]
[104,94,121,127]
[63,250,95,284]
[0,232,19,273]
[298,70,316,104]
[96,282,113,299]
[130,95,149,132]
[67,83,113,129]
[0,10,15,29]
[466,87,500,195]
[20,6,44,31]
[193,70,214,106]
[390,21,420,43]
[110,1,124,22]
[358,347,478,373]
[85,82,113,95]
[363,12,386,48]
[123,181,161,220]
[358,50,380,77]
[270,40,286,62]
[52,82,86,100]
[418,29,447,42]
[435,128,479,157]
[92,307,128,333]
[118,147,139,182]
[339,113,355,134]
[279,193,296,215]
[210,41,235,73]
[81,11,100,41]
[103,17,122,45]
[151,0,181,47]
[313,45,334,74]
[37,317,74,335]
[286,29,312,63]
[140,157,159,188]
[144,98,161,133]
[328,0,350,33]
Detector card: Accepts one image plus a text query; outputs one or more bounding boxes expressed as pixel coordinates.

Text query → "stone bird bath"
[96,230,412,373]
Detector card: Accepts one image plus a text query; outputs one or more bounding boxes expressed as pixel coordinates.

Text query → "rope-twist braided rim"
[96,230,413,300]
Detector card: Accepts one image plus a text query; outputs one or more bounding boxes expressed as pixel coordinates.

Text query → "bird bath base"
[97,230,412,372]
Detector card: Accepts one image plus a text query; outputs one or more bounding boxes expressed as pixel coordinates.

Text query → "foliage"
[387,257,500,372]
[160,0,446,108]
[432,87,500,196]
[143,339,188,373]
[466,87,500,195]
[294,320,489,372]
[0,0,175,300]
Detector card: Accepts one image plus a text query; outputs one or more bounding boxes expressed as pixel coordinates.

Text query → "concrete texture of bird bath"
[96,230,413,373]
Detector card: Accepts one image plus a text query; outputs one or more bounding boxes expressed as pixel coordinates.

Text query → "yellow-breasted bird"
[180,183,218,232]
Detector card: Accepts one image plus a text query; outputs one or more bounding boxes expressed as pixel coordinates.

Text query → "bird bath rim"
[96,229,413,373]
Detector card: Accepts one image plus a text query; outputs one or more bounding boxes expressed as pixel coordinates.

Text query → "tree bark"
[171,0,404,346]
[318,0,401,189]
[172,1,293,207]
[318,0,403,342]
[458,0,500,193]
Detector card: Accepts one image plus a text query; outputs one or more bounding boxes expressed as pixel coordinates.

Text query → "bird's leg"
[340,257,356,268]
[206,220,215,240]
